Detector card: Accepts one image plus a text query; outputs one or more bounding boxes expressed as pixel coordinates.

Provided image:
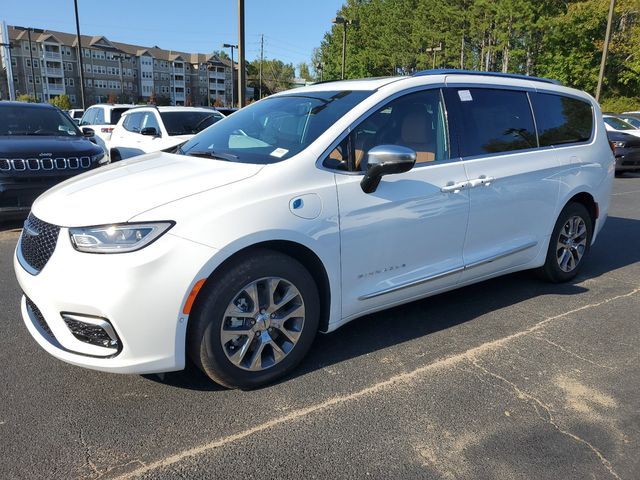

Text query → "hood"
[0,135,102,156]
[607,131,640,148]
[32,151,264,226]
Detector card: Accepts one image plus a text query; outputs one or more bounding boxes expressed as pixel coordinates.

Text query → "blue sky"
[3,0,344,72]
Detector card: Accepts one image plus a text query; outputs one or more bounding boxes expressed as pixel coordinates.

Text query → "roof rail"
[412,69,561,85]
[126,104,160,111]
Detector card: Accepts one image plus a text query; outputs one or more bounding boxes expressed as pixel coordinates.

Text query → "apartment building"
[1,25,239,108]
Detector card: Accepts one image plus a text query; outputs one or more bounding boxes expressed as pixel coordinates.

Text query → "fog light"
[61,313,120,351]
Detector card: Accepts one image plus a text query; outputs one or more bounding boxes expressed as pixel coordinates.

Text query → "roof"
[276,77,400,95]
[7,26,236,67]
[413,69,561,85]
[0,101,56,109]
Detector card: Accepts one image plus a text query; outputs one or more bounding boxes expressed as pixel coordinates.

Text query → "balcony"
[173,65,185,74]
[44,50,62,60]
[45,82,65,94]
[172,80,185,88]
[44,67,63,77]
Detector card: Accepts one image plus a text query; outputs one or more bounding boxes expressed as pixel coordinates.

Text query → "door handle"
[441,181,469,193]
[468,175,495,188]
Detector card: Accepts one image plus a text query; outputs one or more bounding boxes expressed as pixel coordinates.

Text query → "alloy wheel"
[556,215,588,273]
[220,277,305,371]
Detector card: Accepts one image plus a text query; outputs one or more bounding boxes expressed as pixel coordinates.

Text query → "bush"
[16,94,37,103]
[600,96,640,114]
[49,95,72,111]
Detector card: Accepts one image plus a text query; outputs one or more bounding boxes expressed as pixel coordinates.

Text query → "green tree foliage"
[247,58,295,97]
[317,0,640,102]
[49,95,72,110]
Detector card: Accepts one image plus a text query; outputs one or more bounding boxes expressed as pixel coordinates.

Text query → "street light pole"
[596,0,616,102]
[73,0,86,109]
[26,28,37,98]
[425,43,443,70]
[238,0,246,108]
[332,17,357,80]
[113,53,129,102]
[223,43,237,107]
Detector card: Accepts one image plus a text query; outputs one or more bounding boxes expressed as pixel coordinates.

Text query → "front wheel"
[538,202,593,283]
[188,250,320,389]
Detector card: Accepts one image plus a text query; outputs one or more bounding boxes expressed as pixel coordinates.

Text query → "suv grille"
[25,297,56,340]
[0,156,93,172]
[19,214,60,273]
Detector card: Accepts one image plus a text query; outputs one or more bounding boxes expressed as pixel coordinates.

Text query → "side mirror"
[360,145,416,193]
[140,126,159,136]
[81,127,95,138]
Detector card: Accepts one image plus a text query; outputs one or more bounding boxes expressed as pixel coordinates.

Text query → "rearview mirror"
[360,145,416,193]
[81,127,95,138]
[140,126,159,136]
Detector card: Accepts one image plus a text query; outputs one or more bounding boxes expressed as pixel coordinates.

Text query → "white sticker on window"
[270,147,289,158]
[458,90,473,102]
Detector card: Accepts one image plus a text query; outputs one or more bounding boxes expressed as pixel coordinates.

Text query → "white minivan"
[15,71,614,389]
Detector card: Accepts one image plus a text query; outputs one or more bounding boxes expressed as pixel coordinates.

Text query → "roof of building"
[8,26,236,68]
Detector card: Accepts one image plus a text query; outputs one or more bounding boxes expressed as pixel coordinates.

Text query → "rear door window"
[530,93,593,146]
[446,88,537,158]
[109,107,130,125]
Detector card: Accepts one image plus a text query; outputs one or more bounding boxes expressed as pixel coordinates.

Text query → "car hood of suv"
[31,151,264,226]
[0,135,101,156]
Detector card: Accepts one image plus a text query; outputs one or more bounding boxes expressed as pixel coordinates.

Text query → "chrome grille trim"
[0,156,94,172]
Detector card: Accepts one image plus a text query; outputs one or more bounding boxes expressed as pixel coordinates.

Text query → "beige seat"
[399,109,435,163]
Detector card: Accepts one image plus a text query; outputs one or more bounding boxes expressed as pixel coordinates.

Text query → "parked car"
[79,104,134,144]
[109,106,225,161]
[67,109,84,124]
[603,114,640,137]
[614,113,640,129]
[0,101,107,220]
[14,71,613,389]
[607,130,640,176]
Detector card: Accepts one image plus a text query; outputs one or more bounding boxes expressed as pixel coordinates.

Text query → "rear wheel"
[188,250,319,389]
[538,202,593,283]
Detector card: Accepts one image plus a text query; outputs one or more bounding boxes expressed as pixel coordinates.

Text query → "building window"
[35,76,40,84]
[28,75,33,84]
[11,57,17,66]
[68,78,74,86]
[25,58,31,68]
[70,94,76,102]
[33,59,39,68]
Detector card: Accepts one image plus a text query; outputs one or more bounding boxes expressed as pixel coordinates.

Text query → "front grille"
[19,214,60,273]
[25,297,56,340]
[0,156,92,172]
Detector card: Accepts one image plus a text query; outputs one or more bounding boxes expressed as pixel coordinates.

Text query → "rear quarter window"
[446,88,537,158]
[530,93,593,146]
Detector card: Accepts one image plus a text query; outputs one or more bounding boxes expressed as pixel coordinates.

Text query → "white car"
[603,114,640,138]
[108,106,225,161]
[15,71,614,389]
[79,104,134,144]
[67,109,84,124]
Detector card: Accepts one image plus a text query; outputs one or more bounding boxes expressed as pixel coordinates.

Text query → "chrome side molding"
[359,240,538,300]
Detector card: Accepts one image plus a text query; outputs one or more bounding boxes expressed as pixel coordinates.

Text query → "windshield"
[0,106,80,136]
[621,116,640,128]
[605,117,635,130]
[179,90,373,163]
[160,111,225,136]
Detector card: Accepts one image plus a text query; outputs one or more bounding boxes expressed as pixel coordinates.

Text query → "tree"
[155,95,171,106]
[149,91,157,105]
[106,93,118,104]
[16,94,37,103]
[298,62,313,81]
[49,95,72,111]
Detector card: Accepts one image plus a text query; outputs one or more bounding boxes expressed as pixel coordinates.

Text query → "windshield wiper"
[184,150,239,161]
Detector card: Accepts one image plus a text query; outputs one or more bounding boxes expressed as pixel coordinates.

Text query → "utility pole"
[596,0,616,102]
[73,0,86,109]
[259,34,263,100]
[1,21,15,100]
[26,28,37,98]
[426,43,443,70]
[237,0,246,108]
[223,43,237,107]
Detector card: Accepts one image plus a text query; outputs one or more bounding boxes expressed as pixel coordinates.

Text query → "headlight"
[613,141,626,148]
[69,222,174,253]
[92,152,108,165]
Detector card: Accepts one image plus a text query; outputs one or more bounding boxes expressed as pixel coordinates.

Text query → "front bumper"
[0,177,66,218]
[614,150,640,172]
[14,228,216,374]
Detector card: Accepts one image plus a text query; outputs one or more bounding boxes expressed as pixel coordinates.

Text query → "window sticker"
[458,90,473,102]
[270,147,289,158]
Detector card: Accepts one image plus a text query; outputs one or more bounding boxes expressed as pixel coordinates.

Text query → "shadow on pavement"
[154,214,639,391]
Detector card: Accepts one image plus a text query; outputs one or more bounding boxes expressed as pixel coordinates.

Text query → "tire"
[537,202,593,283]
[614,171,624,178]
[110,149,122,162]
[187,249,320,389]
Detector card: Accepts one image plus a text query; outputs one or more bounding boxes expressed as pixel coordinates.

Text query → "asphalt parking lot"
[0,175,639,480]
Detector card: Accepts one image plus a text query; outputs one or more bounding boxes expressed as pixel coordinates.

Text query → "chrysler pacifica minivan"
[15,71,614,389]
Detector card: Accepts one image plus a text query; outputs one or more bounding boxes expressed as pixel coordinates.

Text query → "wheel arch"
[566,191,598,227]
[188,239,333,334]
